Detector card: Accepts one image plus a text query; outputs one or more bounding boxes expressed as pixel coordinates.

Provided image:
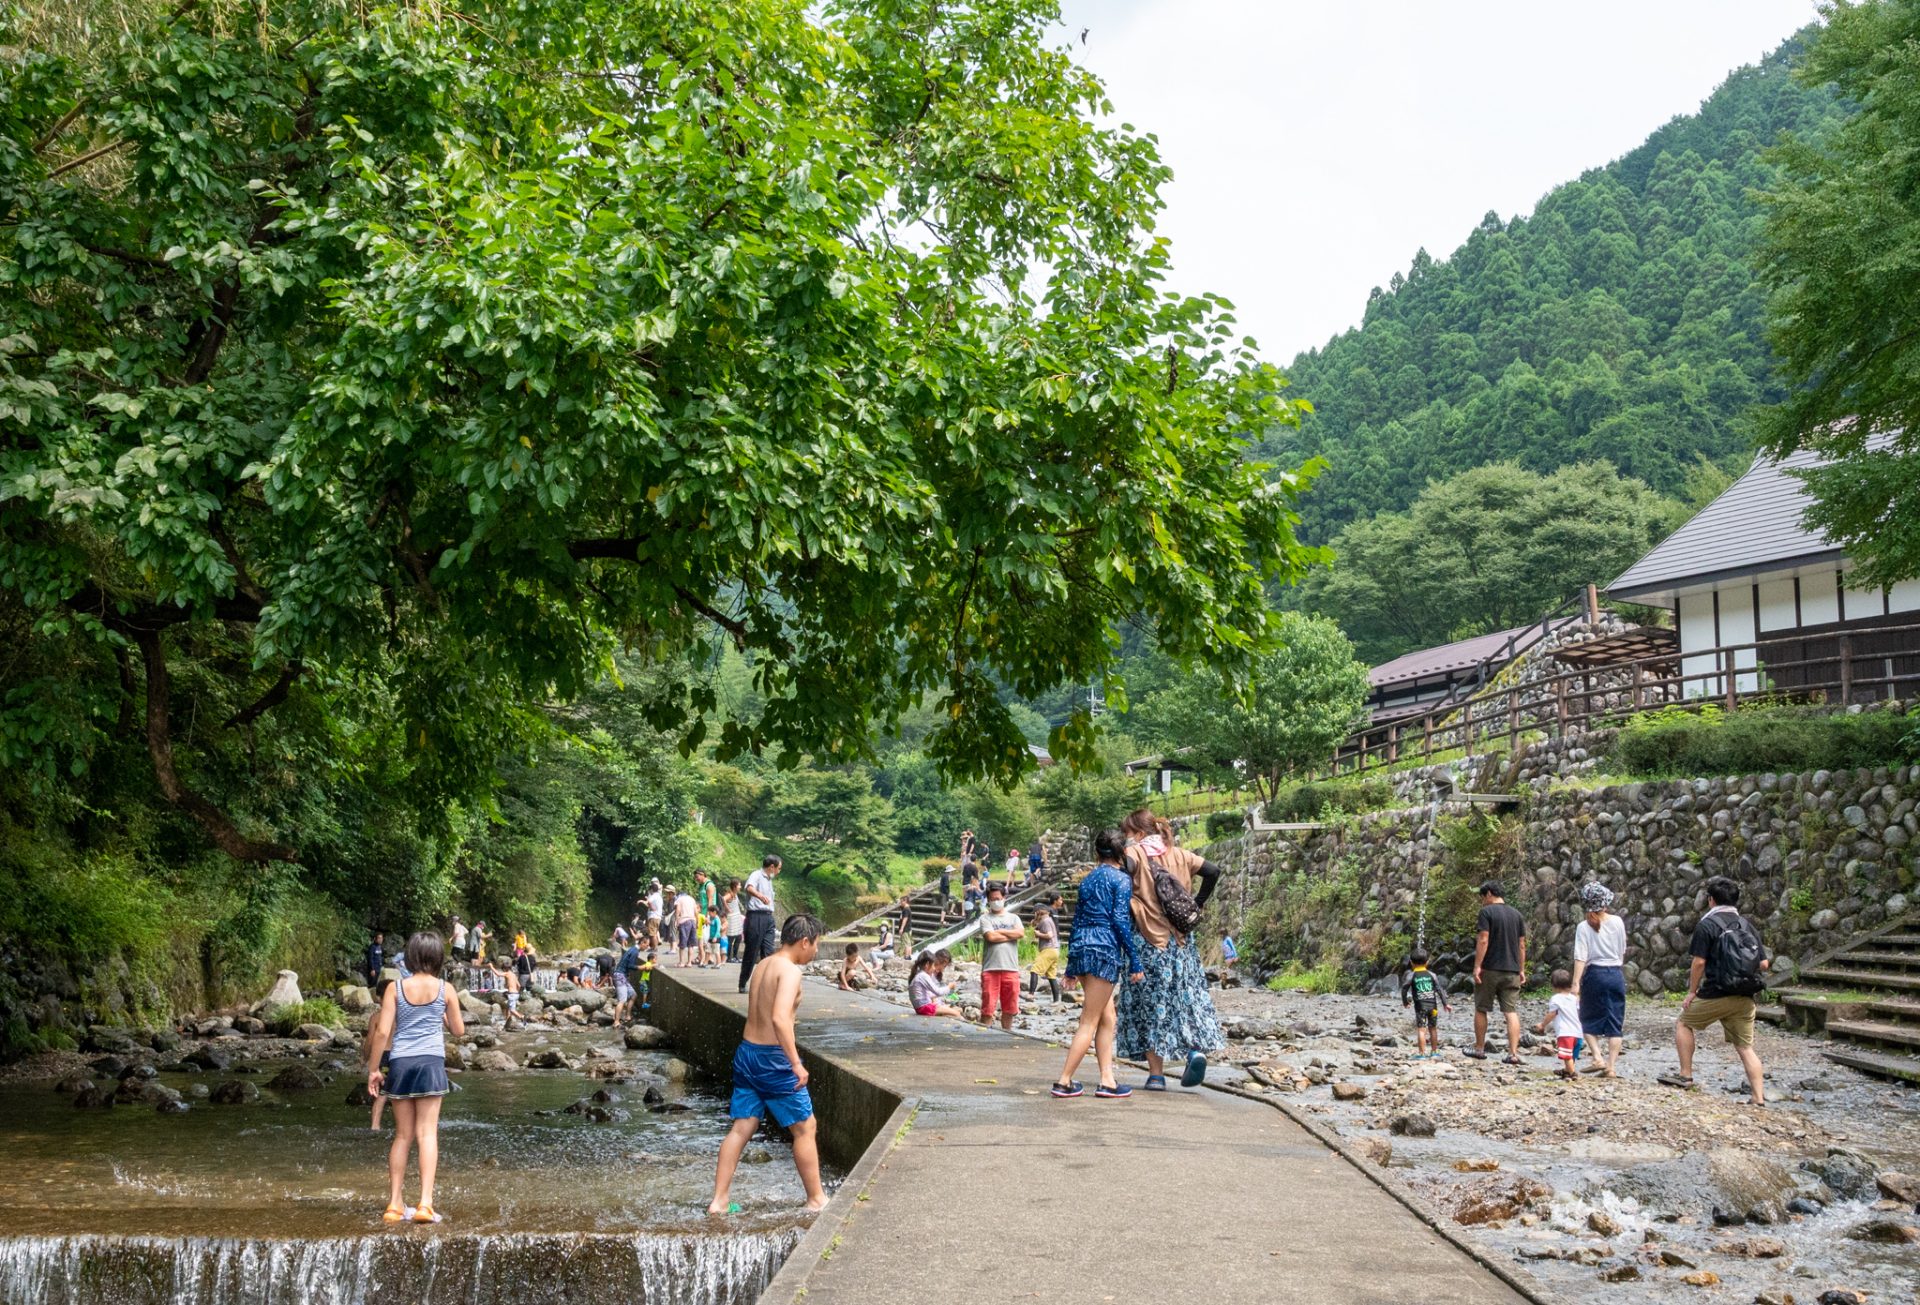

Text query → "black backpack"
[1147,854,1203,935]
[1707,914,1766,997]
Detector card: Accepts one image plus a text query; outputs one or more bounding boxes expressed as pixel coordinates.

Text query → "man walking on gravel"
[1666,875,1770,1105]
[1465,882,1526,1065]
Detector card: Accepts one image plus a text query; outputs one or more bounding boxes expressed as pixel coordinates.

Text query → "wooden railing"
[1330,619,1920,778]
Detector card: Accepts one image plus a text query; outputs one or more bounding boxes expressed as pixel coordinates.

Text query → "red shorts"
[1556,1036,1578,1062]
[980,969,1019,1020]
[915,1004,939,1016]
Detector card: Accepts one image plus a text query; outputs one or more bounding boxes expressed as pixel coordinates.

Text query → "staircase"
[913,865,1089,957]
[1776,913,1920,1084]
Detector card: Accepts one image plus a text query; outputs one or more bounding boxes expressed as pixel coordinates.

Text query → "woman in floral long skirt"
[1115,808,1227,1091]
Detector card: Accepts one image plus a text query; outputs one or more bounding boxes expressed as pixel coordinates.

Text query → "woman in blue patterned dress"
[1050,829,1143,1099]
[1115,809,1226,1090]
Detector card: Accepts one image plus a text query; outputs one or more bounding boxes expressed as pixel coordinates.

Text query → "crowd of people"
[351,805,1778,1225]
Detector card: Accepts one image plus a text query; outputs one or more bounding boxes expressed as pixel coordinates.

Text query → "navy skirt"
[1579,965,1627,1039]
[384,1055,454,1099]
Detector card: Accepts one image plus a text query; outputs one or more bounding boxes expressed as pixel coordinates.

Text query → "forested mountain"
[1257,31,1845,539]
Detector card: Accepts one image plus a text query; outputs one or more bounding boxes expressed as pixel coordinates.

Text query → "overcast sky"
[1051,0,1823,364]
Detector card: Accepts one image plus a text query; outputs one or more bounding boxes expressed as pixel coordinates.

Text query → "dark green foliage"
[266,998,346,1035]
[1262,780,1393,824]
[1756,0,1920,590]
[1257,31,1844,539]
[1031,732,1147,838]
[1204,808,1249,839]
[1298,461,1686,662]
[1609,704,1917,778]
[874,753,968,857]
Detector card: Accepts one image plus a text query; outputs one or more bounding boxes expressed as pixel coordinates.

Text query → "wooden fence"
[1332,619,1920,778]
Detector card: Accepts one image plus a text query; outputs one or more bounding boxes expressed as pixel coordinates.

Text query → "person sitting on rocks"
[909,950,962,1017]
[839,943,878,991]
[1665,876,1769,1105]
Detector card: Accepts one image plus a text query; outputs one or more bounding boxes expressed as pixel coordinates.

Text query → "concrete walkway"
[674,966,1534,1305]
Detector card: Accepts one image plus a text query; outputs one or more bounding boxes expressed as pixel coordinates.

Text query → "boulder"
[1846,1219,1920,1243]
[568,988,607,1014]
[52,1073,94,1095]
[1587,1211,1623,1237]
[1388,1114,1437,1138]
[458,992,492,1020]
[252,970,303,1015]
[470,1049,516,1073]
[184,1046,231,1072]
[1446,1175,1552,1226]
[148,1029,182,1053]
[344,1082,375,1108]
[71,1083,113,1109]
[293,1024,335,1044]
[1711,1236,1786,1258]
[155,1097,191,1115]
[268,1065,325,1091]
[468,1027,499,1049]
[87,1056,126,1078]
[623,1024,670,1050]
[1875,1171,1920,1204]
[443,1043,466,1071]
[337,985,376,1014]
[1819,1148,1880,1200]
[661,1057,691,1082]
[1330,1081,1367,1101]
[233,1016,267,1036]
[524,1048,575,1070]
[209,1079,259,1105]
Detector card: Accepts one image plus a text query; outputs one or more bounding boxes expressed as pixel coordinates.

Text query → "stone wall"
[1199,742,1920,994]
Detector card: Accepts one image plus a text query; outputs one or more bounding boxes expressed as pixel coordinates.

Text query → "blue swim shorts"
[730,1039,813,1128]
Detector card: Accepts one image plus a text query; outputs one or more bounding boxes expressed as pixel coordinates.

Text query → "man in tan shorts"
[1464,882,1527,1065]
[1669,876,1769,1104]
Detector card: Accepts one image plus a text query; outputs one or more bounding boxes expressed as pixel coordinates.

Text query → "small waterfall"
[0,1230,803,1305]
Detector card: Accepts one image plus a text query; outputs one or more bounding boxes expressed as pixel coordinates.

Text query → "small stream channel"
[0,1035,811,1305]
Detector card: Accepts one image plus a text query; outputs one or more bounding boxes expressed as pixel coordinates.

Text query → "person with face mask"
[977,886,1025,1031]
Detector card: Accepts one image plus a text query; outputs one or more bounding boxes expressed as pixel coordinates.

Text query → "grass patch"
[1266,961,1343,994]
[267,998,347,1034]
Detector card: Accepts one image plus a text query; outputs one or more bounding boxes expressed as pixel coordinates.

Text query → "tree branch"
[48,138,133,180]
[33,102,88,155]
[133,628,297,862]
[223,659,303,729]
[673,585,753,650]
[182,279,240,385]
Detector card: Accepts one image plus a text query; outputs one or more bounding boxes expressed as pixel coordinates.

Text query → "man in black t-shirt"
[1669,876,1769,1103]
[1464,883,1527,1064]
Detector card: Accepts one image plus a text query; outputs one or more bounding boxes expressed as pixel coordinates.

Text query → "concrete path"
[676,967,1534,1305]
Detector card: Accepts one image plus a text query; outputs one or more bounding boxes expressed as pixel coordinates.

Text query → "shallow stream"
[0,1042,812,1304]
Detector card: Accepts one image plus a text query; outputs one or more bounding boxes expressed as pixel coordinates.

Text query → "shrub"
[1264,779,1393,824]
[1205,808,1249,839]
[1610,703,1915,778]
[1266,961,1343,994]
[267,998,347,1034]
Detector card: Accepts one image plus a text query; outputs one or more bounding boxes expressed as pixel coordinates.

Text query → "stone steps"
[1803,966,1920,991]
[1868,997,1920,1022]
[1828,948,1920,967]
[1825,1018,1920,1051]
[1821,1045,1920,1085]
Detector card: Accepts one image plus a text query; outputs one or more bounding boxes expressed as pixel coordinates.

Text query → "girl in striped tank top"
[366,930,465,1224]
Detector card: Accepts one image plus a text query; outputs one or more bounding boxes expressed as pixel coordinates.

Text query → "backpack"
[1706,913,1766,997]
[1147,853,1203,935]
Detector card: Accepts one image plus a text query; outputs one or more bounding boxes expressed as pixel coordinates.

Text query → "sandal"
[1656,1073,1696,1090]
[1143,1074,1168,1091]
[1461,1049,1488,1060]
[1501,1055,1523,1066]
[1050,1080,1084,1098]
[1181,1053,1208,1087]
[411,1204,443,1224]
[382,1204,411,1224]
[1095,1083,1133,1098]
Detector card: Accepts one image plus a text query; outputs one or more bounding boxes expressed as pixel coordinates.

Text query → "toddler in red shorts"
[1533,969,1584,1081]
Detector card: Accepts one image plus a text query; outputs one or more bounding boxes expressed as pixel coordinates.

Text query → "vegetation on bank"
[1607,703,1917,779]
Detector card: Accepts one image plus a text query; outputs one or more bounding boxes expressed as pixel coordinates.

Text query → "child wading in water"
[1399,947,1453,1058]
[485,955,522,1030]
[1535,969,1584,1080]
[908,949,961,1016]
[709,913,829,1215]
[366,931,464,1223]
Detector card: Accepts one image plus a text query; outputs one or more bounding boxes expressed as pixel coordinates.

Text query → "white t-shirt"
[1574,914,1627,967]
[1005,853,1023,879]
[673,892,697,924]
[646,890,663,920]
[1547,992,1583,1040]
[745,868,775,913]
[450,923,468,948]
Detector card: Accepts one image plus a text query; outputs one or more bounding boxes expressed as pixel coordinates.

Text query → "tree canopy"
[1,0,1320,867]
[1296,462,1687,663]
[1756,0,1920,588]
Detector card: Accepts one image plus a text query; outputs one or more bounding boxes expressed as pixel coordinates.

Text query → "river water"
[0,1039,810,1305]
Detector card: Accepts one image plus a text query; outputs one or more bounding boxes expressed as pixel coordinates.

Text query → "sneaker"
[1095,1083,1133,1099]
[1050,1080,1084,1098]
[1181,1052,1208,1087]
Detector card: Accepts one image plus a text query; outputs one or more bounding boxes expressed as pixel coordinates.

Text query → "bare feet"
[803,1197,829,1213]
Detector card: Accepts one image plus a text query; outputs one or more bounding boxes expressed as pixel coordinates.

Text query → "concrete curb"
[755,1097,919,1305]
[1207,1078,1567,1305]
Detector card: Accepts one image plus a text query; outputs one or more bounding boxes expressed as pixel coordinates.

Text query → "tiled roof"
[1607,438,1893,601]
[1367,624,1544,690]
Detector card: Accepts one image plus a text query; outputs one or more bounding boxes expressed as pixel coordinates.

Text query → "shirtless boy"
[708,912,829,1215]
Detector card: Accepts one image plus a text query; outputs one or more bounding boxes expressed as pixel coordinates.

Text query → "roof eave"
[1607,547,1850,606]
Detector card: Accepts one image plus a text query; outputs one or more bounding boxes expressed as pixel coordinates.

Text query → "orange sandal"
[382,1204,409,1223]
[411,1204,442,1224]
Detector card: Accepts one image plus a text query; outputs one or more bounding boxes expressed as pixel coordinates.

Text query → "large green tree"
[0,0,1319,865]
[1134,612,1368,802]
[1756,0,1920,586]
[1297,462,1686,663]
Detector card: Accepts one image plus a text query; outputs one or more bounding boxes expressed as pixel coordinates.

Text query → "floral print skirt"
[1115,936,1226,1061]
